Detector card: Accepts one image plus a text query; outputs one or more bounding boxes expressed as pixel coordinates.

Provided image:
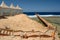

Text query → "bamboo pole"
[36,14,55,30]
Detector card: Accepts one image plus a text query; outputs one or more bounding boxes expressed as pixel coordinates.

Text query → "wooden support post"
[52,32,55,40]
[52,27,57,40]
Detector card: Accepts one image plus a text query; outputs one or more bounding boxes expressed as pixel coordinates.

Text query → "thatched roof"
[0,1,22,10]
[16,5,22,10]
[10,3,16,9]
[0,1,9,8]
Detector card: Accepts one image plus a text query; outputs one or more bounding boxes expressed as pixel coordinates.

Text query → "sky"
[0,0,60,12]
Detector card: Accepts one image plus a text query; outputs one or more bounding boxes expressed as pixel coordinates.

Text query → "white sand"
[0,14,47,32]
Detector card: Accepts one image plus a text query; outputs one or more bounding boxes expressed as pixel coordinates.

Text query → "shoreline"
[28,15,60,18]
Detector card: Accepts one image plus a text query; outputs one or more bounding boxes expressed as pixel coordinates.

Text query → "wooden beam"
[36,14,55,30]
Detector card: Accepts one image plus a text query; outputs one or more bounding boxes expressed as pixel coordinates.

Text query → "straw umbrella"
[0,1,9,16]
[0,5,2,16]
[10,3,16,16]
[16,5,22,14]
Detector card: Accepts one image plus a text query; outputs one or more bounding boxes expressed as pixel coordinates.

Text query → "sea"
[23,12,60,17]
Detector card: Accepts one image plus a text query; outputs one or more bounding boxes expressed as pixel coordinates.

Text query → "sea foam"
[28,15,60,18]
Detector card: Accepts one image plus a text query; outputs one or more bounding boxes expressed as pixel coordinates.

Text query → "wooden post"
[36,14,54,30]
[52,27,57,40]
